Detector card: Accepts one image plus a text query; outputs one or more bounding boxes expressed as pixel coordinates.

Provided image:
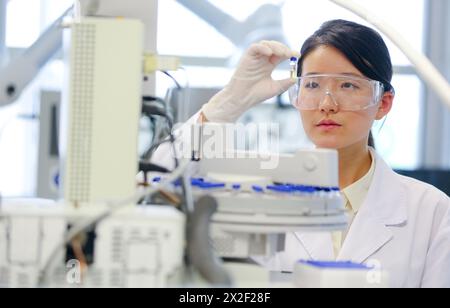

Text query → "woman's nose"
[319,91,339,114]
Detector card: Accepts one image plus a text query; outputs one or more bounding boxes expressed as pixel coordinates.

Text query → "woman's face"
[299,45,392,150]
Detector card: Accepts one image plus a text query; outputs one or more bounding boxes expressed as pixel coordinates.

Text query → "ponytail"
[368,131,376,149]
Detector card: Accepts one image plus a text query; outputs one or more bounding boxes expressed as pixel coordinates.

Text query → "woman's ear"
[375,91,394,120]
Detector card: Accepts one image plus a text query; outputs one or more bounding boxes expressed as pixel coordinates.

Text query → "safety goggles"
[289,74,385,111]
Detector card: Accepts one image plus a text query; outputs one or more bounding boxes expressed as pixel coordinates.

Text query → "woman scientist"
[153,20,450,288]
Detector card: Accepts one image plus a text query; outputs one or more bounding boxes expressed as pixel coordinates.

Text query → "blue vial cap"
[153,177,162,183]
[232,184,242,190]
[294,185,306,191]
[290,57,298,62]
[304,186,315,194]
[299,260,373,270]
[267,185,293,193]
[191,178,205,186]
[54,173,60,187]
[198,183,226,190]
[252,185,264,193]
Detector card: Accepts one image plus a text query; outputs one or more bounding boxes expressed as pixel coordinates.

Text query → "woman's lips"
[316,120,342,131]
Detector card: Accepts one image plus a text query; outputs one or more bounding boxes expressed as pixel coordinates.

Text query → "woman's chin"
[312,138,342,150]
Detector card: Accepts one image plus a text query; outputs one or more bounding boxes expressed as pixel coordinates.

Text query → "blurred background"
[0,0,449,197]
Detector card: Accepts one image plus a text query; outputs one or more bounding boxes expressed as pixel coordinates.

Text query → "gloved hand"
[201,41,299,123]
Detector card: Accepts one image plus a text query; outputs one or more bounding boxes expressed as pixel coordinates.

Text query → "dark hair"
[298,19,395,148]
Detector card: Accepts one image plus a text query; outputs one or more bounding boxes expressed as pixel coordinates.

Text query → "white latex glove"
[201,41,299,123]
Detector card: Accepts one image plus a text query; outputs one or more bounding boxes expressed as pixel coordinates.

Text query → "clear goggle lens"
[289,74,384,111]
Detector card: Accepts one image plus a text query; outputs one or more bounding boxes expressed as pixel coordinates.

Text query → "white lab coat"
[152,119,450,288]
[257,150,450,288]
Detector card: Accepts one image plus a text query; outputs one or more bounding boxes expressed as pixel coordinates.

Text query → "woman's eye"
[342,82,359,90]
[305,82,319,89]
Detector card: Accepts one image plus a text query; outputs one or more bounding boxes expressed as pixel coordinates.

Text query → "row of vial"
[152,177,341,198]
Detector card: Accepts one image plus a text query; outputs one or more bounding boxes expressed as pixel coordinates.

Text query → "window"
[375,75,423,169]
[6,0,72,48]
[158,0,425,64]
[1,0,72,197]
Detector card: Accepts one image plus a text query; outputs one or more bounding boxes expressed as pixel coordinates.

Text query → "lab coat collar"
[338,149,408,263]
[296,149,408,263]
[361,149,408,226]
